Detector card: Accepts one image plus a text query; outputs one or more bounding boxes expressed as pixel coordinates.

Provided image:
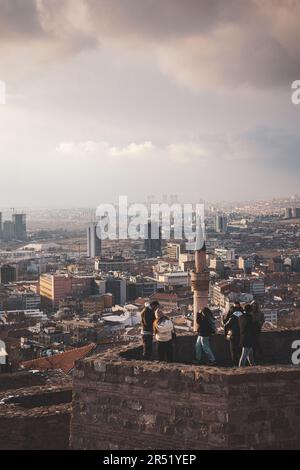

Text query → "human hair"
[202,307,212,316]
[150,300,160,309]
[244,304,252,314]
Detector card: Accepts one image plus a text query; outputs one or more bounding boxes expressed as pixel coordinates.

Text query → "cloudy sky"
[0,0,300,207]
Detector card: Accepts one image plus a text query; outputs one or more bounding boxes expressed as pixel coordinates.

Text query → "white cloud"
[56,140,155,159]
[56,135,266,166]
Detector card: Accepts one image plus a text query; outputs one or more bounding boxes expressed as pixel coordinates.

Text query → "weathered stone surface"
[0,384,72,450]
[70,332,300,450]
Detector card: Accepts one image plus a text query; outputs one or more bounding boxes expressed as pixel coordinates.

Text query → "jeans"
[142,334,153,360]
[195,336,216,364]
[158,340,173,362]
[239,347,255,367]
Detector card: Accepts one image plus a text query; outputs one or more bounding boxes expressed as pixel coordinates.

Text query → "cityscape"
[1,195,300,451]
[1,0,300,458]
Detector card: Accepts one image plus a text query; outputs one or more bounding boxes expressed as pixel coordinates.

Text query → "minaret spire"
[191,216,209,331]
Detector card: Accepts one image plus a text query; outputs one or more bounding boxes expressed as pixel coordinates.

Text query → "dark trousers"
[158,340,173,362]
[229,339,241,366]
[142,334,153,360]
[253,332,263,363]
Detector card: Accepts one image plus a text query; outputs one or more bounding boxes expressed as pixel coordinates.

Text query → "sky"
[0,0,300,207]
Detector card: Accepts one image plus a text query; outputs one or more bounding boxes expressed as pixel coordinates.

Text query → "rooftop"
[21,343,96,374]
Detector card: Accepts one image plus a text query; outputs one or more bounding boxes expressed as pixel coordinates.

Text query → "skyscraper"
[0,264,17,284]
[2,221,15,241]
[87,223,102,258]
[12,213,27,240]
[144,221,162,258]
[215,214,228,233]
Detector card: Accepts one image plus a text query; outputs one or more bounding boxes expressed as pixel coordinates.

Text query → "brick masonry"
[70,330,300,450]
[0,374,72,450]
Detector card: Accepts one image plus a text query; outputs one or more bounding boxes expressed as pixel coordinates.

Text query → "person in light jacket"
[153,309,175,362]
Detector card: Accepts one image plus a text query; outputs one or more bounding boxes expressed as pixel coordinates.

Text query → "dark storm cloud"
[0,0,97,52]
[84,0,300,89]
[0,0,42,39]
[85,0,249,39]
[1,0,300,89]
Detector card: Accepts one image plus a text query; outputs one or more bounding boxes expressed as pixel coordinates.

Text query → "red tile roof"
[20,343,96,374]
[150,292,178,301]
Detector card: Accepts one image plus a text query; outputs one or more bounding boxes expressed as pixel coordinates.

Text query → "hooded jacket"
[153,316,175,342]
[224,310,243,341]
[196,311,216,337]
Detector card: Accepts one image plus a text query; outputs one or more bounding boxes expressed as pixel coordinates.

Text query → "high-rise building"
[215,214,228,233]
[0,264,17,284]
[0,212,2,238]
[292,208,300,218]
[40,273,94,308]
[284,207,300,219]
[40,273,71,308]
[144,221,162,257]
[2,221,15,241]
[284,208,293,219]
[87,223,102,258]
[238,256,253,274]
[166,242,184,260]
[12,213,27,240]
[214,248,235,261]
[105,276,127,305]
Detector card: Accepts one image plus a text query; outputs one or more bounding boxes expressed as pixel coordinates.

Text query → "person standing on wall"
[153,309,176,362]
[238,303,256,367]
[224,302,243,366]
[141,300,159,360]
[194,307,217,365]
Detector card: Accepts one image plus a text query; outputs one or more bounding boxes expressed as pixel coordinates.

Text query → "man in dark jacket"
[238,304,256,367]
[141,300,159,360]
[224,303,243,366]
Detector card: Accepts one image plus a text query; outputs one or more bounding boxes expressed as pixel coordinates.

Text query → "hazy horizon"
[1,0,300,206]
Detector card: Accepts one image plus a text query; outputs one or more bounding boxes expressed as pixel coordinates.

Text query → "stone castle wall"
[70,330,300,450]
[0,374,72,450]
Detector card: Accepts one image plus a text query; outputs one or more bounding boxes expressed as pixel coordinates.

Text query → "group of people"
[140,300,265,367]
